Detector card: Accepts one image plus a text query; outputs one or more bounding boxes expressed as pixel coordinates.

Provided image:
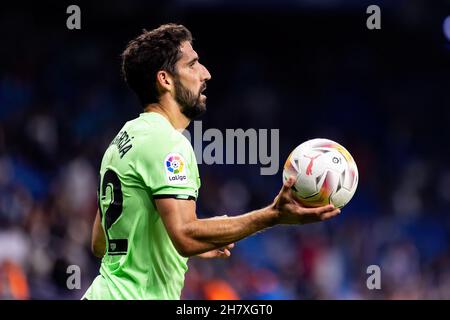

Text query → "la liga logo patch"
[165,153,188,184]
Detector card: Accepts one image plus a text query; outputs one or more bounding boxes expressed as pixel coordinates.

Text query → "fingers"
[217,243,234,258]
[302,204,336,215]
[225,243,235,250]
[320,208,341,220]
[316,204,337,215]
[217,248,231,258]
[295,204,341,223]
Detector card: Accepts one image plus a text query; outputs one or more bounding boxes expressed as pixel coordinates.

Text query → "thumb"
[283,176,296,190]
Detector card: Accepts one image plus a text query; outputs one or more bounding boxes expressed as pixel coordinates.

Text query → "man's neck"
[144,96,190,130]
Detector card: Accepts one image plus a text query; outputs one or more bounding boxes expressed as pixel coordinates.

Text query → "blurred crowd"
[1,1,450,299]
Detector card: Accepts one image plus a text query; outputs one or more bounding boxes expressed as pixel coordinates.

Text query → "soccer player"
[82,23,341,300]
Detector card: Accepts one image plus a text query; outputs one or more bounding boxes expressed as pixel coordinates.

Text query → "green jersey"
[82,112,200,300]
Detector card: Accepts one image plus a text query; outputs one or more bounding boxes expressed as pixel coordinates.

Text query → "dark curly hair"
[121,24,193,106]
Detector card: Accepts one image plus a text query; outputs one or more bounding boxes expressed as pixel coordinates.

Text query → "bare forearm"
[180,204,278,255]
[159,177,341,258]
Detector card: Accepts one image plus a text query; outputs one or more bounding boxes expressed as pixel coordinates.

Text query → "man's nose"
[202,64,211,81]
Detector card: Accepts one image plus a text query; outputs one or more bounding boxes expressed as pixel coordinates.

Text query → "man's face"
[173,41,211,120]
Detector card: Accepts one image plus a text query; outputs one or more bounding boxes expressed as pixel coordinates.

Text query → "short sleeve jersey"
[82,112,200,300]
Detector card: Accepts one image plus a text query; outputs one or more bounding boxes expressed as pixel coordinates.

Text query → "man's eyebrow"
[186,57,199,66]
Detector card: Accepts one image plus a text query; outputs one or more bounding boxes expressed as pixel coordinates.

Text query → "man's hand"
[156,180,340,257]
[196,243,235,259]
[272,176,341,225]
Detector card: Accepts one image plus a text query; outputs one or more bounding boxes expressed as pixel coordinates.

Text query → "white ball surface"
[282,138,358,208]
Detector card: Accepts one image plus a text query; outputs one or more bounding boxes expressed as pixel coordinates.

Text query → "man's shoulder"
[122,115,193,160]
[120,115,169,144]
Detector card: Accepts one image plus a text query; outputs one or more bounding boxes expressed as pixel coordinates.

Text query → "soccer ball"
[282,138,358,208]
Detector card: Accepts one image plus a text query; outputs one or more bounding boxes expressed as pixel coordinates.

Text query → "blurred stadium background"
[1,0,450,299]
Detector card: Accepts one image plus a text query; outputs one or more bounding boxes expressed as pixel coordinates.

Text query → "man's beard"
[174,78,207,120]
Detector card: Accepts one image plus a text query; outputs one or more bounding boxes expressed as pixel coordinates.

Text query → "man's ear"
[156,70,173,93]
